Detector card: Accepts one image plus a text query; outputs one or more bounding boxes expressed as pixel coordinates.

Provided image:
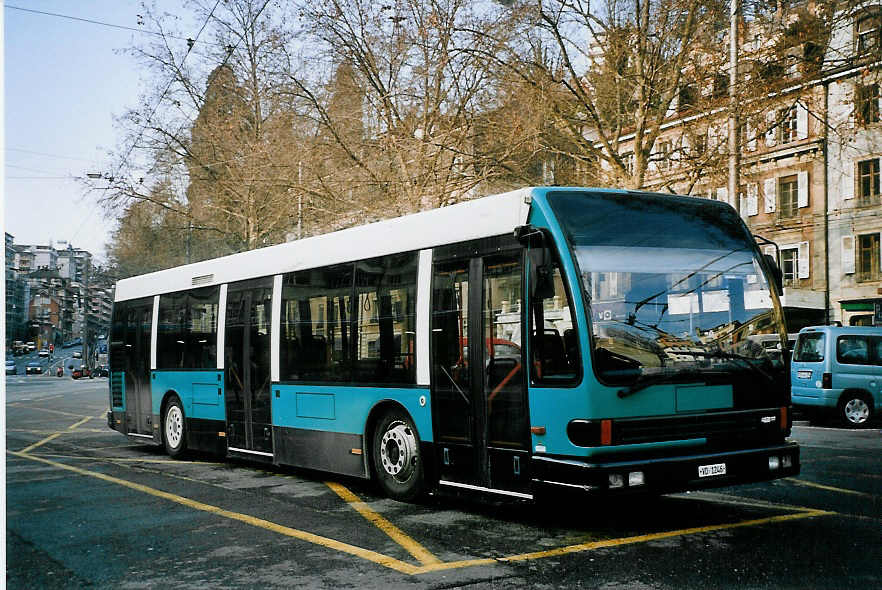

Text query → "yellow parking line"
[19,415,94,454]
[8,450,420,575]
[412,508,834,574]
[325,481,442,566]
[787,477,875,498]
[6,446,835,577]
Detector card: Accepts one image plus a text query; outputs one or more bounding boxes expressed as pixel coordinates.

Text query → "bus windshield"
[548,191,785,386]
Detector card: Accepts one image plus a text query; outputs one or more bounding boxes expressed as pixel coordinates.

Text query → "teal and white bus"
[108,187,799,501]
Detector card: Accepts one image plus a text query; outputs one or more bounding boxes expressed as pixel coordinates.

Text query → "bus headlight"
[628,471,645,486]
[608,473,625,489]
[768,456,780,471]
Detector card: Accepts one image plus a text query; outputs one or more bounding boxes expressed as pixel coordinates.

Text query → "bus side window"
[529,254,580,384]
[280,265,353,382]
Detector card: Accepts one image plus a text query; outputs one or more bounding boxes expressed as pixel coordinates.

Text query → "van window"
[794,332,825,362]
[837,336,869,365]
[837,335,882,365]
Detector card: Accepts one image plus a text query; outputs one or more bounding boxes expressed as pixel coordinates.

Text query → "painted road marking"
[19,415,95,454]
[8,447,833,576]
[787,477,875,498]
[325,481,441,566]
[412,508,833,573]
[7,450,421,575]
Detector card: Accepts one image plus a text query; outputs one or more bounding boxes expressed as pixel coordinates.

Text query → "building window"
[656,140,672,170]
[781,247,798,286]
[780,106,798,144]
[857,233,881,282]
[857,159,881,204]
[857,12,881,54]
[778,175,798,218]
[857,84,880,125]
[623,153,635,175]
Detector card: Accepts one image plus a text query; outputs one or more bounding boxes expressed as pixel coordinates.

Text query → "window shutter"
[797,103,809,139]
[764,177,777,213]
[740,194,748,220]
[766,111,777,147]
[748,183,759,216]
[842,235,855,274]
[797,241,810,279]
[841,161,854,200]
[762,244,777,260]
[716,187,729,205]
[797,170,809,208]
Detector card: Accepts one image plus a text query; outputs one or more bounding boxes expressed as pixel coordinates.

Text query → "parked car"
[92,365,109,377]
[71,365,91,379]
[26,342,36,352]
[6,360,17,375]
[791,325,882,427]
[72,351,82,359]
[38,348,50,357]
[25,361,43,375]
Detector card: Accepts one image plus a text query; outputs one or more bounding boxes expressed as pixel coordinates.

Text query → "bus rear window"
[794,333,825,362]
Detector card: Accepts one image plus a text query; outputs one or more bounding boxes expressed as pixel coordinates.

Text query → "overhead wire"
[67,1,224,246]
[3,4,224,47]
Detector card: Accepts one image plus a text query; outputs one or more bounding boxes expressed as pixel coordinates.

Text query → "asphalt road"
[5,377,881,589]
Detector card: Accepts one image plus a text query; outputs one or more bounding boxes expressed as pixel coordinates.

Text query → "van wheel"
[163,396,188,457]
[371,409,424,502]
[838,392,873,428]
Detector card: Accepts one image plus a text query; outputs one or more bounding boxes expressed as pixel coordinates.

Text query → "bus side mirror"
[763,254,783,296]
[515,225,555,300]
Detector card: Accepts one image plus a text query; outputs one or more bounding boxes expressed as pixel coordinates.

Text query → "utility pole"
[728,0,741,214]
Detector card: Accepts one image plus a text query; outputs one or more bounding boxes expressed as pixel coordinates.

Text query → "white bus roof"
[115,188,533,302]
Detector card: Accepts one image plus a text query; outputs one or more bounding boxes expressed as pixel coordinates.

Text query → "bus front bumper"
[531,442,800,495]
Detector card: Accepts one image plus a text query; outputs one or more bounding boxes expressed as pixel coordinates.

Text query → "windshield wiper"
[617,369,709,399]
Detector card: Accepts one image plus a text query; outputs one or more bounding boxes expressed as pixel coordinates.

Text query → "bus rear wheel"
[371,409,424,501]
[838,392,873,428]
[163,396,188,457]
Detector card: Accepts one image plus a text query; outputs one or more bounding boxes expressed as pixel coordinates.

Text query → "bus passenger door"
[224,278,274,456]
[122,299,153,436]
[431,243,530,495]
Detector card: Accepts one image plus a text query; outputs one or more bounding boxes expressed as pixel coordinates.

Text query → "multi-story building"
[611,2,882,328]
[5,233,27,343]
[5,239,114,348]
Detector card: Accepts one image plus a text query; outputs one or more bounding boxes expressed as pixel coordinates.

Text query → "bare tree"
[94,0,309,265]
[287,0,532,220]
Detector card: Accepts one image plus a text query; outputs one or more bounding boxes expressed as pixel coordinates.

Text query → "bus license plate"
[797,370,812,379]
[698,463,727,478]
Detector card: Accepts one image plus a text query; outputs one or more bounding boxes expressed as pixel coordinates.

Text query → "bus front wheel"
[371,409,424,501]
[163,396,188,457]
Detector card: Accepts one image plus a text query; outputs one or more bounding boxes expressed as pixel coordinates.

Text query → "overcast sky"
[4,1,182,262]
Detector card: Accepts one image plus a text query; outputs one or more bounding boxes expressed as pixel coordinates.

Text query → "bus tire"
[838,391,873,428]
[371,409,424,502]
[163,396,188,458]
